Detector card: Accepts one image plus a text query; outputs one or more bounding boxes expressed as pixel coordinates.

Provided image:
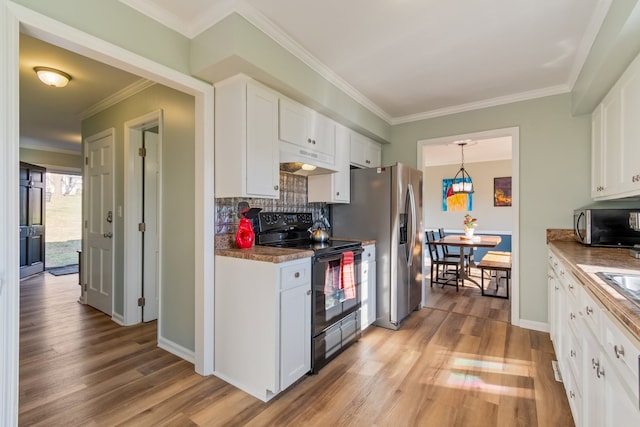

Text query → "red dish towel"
[341,251,356,300]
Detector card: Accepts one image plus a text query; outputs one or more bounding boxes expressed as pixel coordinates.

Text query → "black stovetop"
[254,211,361,255]
[260,238,361,255]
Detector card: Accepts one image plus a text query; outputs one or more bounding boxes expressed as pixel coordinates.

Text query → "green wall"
[424,159,513,233]
[82,84,196,351]
[390,94,591,323]
[13,0,192,75]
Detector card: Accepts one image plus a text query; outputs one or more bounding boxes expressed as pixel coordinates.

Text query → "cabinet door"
[247,83,280,198]
[279,98,335,155]
[280,265,311,391]
[350,131,381,168]
[601,89,624,197]
[621,64,640,194]
[582,330,605,427]
[307,124,350,203]
[591,104,604,198]
[603,360,640,426]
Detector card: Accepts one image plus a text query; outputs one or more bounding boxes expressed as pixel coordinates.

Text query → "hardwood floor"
[19,272,573,426]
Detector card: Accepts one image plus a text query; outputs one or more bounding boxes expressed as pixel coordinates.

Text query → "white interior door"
[142,129,159,322]
[85,129,114,315]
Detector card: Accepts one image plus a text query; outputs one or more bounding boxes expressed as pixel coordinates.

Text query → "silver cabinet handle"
[103,232,113,238]
[614,344,625,358]
[274,185,279,190]
[570,349,576,358]
[306,289,312,295]
[585,306,593,315]
[294,272,300,278]
[569,312,575,320]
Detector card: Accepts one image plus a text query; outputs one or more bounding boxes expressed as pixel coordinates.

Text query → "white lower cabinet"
[360,244,376,330]
[214,256,311,401]
[548,248,640,426]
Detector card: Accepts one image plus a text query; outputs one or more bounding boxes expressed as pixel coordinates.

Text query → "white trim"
[519,319,550,333]
[417,126,521,327]
[2,8,215,424]
[158,336,195,364]
[111,312,125,326]
[394,86,569,125]
[0,2,20,425]
[123,110,163,326]
[79,79,156,120]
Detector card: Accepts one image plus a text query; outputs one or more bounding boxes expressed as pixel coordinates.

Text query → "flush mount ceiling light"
[34,66,71,88]
[451,140,474,194]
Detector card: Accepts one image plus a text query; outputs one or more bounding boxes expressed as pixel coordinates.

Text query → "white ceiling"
[123,0,611,122]
[20,0,611,155]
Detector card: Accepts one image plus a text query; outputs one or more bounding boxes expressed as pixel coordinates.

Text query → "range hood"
[279,142,338,176]
[279,161,337,176]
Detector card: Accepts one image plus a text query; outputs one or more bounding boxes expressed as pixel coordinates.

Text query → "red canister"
[235,217,254,249]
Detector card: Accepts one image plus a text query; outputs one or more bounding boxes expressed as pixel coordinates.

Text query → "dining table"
[431,234,502,288]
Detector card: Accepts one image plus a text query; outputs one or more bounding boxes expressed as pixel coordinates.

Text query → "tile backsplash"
[215,172,327,235]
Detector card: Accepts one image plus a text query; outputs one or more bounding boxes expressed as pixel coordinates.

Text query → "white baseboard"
[518,319,549,333]
[158,335,195,364]
[111,312,125,325]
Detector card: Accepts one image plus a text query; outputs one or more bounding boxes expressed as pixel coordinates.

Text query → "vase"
[464,228,475,238]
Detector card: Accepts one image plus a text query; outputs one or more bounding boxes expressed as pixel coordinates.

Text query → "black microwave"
[574,208,640,247]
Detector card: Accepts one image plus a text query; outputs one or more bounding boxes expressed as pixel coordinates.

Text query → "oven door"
[312,248,363,334]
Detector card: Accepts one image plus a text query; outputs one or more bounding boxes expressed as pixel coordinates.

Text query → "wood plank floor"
[19,272,573,426]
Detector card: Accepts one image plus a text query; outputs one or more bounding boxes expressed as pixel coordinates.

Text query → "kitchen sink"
[596,272,640,304]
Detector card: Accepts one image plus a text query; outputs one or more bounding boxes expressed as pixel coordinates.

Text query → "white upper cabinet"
[308,124,350,203]
[279,97,336,165]
[214,75,280,199]
[620,62,640,194]
[591,104,604,198]
[593,52,640,200]
[350,131,381,168]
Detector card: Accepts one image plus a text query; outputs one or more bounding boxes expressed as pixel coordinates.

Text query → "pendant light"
[451,140,474,194]
[34,66,71,88]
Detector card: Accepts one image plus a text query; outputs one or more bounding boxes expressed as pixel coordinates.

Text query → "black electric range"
[254,212,361,255]
[254,211,363,373]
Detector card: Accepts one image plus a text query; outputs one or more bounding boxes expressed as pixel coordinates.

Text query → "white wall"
[424,159,512,233]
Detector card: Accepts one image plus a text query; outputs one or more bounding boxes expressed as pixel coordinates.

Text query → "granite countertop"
[215,235,376,264]
[549,240,640,341]
[215,246,314,263]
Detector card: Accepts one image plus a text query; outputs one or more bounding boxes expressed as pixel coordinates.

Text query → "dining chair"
[426,230,462,291]
[438,228,472,274]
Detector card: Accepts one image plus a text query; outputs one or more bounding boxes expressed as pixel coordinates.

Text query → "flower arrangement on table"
[463,214,478,238]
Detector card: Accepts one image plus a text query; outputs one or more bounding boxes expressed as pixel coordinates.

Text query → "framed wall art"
[493,177,512,207]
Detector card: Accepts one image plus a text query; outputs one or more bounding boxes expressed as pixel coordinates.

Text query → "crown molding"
[235,4,393,124]
[78,79,155,120]
[391,84,570,125]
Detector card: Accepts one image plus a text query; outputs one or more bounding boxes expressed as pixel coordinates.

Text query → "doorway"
[3,5,214,422]
[417,127,520,325]
[124,112,162,324]
[45,171,82,272]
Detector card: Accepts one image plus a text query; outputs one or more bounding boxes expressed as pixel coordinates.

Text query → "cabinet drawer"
[566,323,582,384]
[580,286,603,338]
[280,262,310,291]
[602,313,640,401]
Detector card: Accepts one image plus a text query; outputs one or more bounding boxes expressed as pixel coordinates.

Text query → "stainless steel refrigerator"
[332,163,423,330]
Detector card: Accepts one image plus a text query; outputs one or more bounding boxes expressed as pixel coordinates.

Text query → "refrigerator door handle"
[406,183,417,267]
